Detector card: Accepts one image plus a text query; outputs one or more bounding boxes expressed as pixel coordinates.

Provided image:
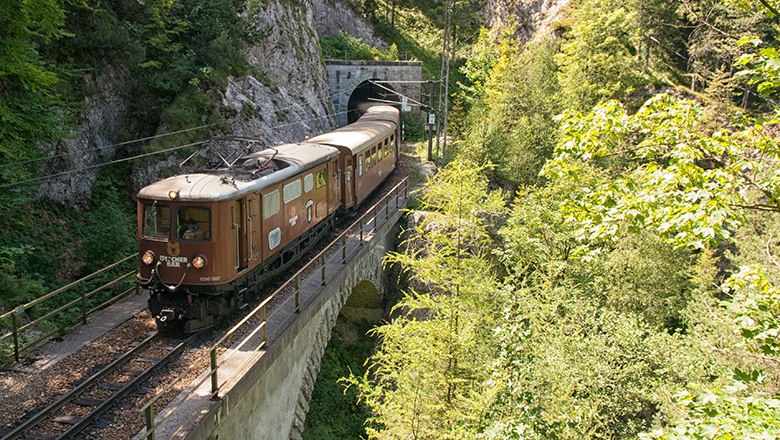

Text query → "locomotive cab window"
[315,169,326,189]
[177,207,211,240]
[143,203,171,239]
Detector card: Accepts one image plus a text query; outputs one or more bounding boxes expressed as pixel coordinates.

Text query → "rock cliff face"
[49,0,380,204]
[310,0,387,49]
[38,66,132,209]
[222,0,335,145]
[484,0,570,42]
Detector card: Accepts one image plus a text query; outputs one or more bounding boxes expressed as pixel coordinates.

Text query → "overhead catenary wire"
[0,140,211,190]
[13,123,218,167]
[10,87,352,167]
[0,106,361,190]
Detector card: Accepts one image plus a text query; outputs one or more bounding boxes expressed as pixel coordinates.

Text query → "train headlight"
[168,190,179,200]
[142,250,155,265]
[192,255,207,269]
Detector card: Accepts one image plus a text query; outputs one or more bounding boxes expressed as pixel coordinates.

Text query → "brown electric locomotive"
[136,105,400,332]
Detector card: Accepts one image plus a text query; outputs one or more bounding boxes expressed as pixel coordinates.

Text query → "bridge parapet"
[137,178,409,440]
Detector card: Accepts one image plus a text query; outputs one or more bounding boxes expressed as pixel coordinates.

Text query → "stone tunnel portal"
[347,80,400,123]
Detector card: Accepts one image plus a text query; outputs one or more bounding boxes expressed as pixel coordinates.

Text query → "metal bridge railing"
[0,253,138,364]
[139,177,409,440]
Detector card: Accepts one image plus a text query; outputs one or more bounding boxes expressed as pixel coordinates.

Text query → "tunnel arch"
[340,279,383,323]
[347,80,401,123]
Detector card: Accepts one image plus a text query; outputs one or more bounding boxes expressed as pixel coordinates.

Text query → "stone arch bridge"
[324,60,424,125]
[138,180,409,440]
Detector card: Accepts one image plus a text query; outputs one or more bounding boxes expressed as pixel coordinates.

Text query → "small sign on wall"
[401,96,410,112]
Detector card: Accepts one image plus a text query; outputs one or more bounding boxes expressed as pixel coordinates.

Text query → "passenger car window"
[283,179,302,203]
[263,190,280,219]
[143,204,171,239]
[177,207,211,240]
[304,173,314,192]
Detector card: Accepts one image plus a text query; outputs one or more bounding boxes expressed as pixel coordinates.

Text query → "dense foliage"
[345,0,780,438]
[0,0,254,353]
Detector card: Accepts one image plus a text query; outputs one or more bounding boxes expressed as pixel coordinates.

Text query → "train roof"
[307,106,399,154]
[137,143,339,202]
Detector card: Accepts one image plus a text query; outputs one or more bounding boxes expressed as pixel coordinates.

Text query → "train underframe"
[144,216,335,333]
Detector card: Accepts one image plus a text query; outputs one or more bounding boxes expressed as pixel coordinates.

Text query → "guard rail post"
[341,235,347,264]
[320,253,327,286]
[81,290,88,325]
[295,275,301,313]
[12,309,20,362]
[210,348,219,396]
[260,306,267,346]
[359,218,363,245]
[144,404,155,440]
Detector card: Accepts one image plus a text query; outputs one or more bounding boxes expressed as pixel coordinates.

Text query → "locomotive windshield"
[142,203,171,239]
[177,207,211,240]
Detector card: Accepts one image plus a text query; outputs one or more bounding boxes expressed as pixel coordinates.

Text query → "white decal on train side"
[160,255,189,268]
[289,215,298,226]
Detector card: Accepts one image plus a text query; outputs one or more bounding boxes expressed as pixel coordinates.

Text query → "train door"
[247,193,260,263]
[331,159,341,213]
[232,199,248,271]
[344,156,354,208]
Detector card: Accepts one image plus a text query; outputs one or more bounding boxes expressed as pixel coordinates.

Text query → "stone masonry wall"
[288,239,387,439]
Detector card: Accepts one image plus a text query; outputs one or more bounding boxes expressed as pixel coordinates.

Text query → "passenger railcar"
[136,106,400,331]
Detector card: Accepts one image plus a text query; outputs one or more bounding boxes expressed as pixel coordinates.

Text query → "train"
[136,105,400,332]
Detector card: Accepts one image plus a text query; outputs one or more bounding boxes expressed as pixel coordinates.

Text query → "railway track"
[0,154,416,440]
[0,332,195,440]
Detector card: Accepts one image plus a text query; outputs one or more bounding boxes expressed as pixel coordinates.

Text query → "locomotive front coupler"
[158,309,178,322]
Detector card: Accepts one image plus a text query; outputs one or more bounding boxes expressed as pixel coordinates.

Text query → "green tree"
[0,0,69,182]
[557,0,647,110]
[344,161,506,439]
[460,32,562,187]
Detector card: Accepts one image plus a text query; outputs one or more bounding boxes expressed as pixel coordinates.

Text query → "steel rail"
[0,331,185,440]
[56,334,195,440]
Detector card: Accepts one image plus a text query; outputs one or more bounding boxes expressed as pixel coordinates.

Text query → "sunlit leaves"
[641,382,780,439]
[723,265,780,355]
[736,36,780,98]
[556,0,647,110]
[542,94,779,250]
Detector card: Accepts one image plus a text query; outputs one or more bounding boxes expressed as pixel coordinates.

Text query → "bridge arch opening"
[340,279,383,323]
[347,80,400,123]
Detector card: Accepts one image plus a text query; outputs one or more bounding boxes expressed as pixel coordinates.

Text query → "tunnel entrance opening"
[347,80,400,124]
